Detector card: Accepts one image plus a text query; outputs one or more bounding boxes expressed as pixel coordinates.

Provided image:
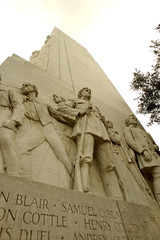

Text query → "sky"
[0,0,159,145]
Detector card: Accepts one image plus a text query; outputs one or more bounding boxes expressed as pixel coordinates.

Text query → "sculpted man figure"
[0,73,24,176]
[71,87,123,199]
[52,94,77,126]
[19,82,73,179]
[52,94,77,165]
[105,120,157,205]
[123,114,160,206]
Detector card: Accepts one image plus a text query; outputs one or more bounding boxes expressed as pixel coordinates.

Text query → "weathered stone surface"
[118,200,160,240]
[0,174,160,240]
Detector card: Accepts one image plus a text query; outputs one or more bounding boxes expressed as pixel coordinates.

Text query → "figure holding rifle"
[71,87,123,199]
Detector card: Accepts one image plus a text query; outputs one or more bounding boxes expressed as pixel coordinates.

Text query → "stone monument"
[0,27,160,240]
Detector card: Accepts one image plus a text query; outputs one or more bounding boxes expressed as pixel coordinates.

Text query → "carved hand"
[2,119,17,131]
[143,150,152,162]
[88,102,92,109]
[130,156,136,162]
[79,107,91,116]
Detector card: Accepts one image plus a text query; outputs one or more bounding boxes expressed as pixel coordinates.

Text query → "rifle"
[74,114,87,192]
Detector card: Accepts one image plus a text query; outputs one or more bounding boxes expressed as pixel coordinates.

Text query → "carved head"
[78,87,91,100]
[45,35,51,44]
[22,82,38,97]
[125,115,138,127]
[53,94,65,104]
[105,120,113,129]
[30,50,40,59]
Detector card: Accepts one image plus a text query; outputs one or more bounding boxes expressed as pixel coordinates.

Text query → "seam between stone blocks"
[116,200,129,240]
[63,39,75,93]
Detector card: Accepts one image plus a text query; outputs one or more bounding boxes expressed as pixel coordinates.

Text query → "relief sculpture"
[0,77,159,207]
[105,120,157,206]
[70,87,123,199]
[17,82,73,181]
[123,114,160,206]
[0,74,25,176]
[52,94,77,166]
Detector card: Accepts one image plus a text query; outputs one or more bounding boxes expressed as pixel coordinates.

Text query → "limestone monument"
[0,27,160,240]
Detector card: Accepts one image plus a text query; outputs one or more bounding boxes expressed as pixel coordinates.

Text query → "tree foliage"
[130,24,160,125]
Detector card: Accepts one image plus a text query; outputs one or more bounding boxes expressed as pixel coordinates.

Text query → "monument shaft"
[0,27,160,239]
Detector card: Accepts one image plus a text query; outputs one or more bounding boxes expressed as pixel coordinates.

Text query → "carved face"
[81,88,91,99]
[106,121,113,128]
[127,115,137,126]
[22,82,35,95]
[53,94,65,104]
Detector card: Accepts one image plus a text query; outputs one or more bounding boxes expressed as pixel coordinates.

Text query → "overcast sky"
[0,0,159,145]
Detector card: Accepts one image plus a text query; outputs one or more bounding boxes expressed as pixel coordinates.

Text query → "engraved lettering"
[84,218,92,230]
[15,195,49,209]
[73,233,109,240]
[0,208,17,222]
[128,223,140,232]
[22,212,67,227]
[23,211,31,224]
[41,214,49,225]
[84,219,111,231]
[0,227,12,240]
[19,229,28,240]
[16,194,23,206]
[48,215,67,227]
[29,198,39,208]
[0,228,3,238]
[0,208,5,221]
[99,209,120,220]
[23,196,30,207]
[114,222,124,232]
[19,229,51,240]
[6,209,17,222]
[6,227,12,240]
[99,209,105,218]
[40,231,48,240]
[0,192,10,203]
[32,212,40,225]
[62,203,97,216]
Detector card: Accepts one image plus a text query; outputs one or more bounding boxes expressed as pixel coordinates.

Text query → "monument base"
[0,174,160,240]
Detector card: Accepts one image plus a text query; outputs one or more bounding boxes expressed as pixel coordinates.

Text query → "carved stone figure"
[71,87,123,199]
[123,114,160,206]
[52,94,77,126]
[105,120,157,205]
[52,94,77,165]
[30,50,40,64]
[18,82,73,179]
[45,35,51,44]
[30,36,51,71]
[0,73,25,176]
